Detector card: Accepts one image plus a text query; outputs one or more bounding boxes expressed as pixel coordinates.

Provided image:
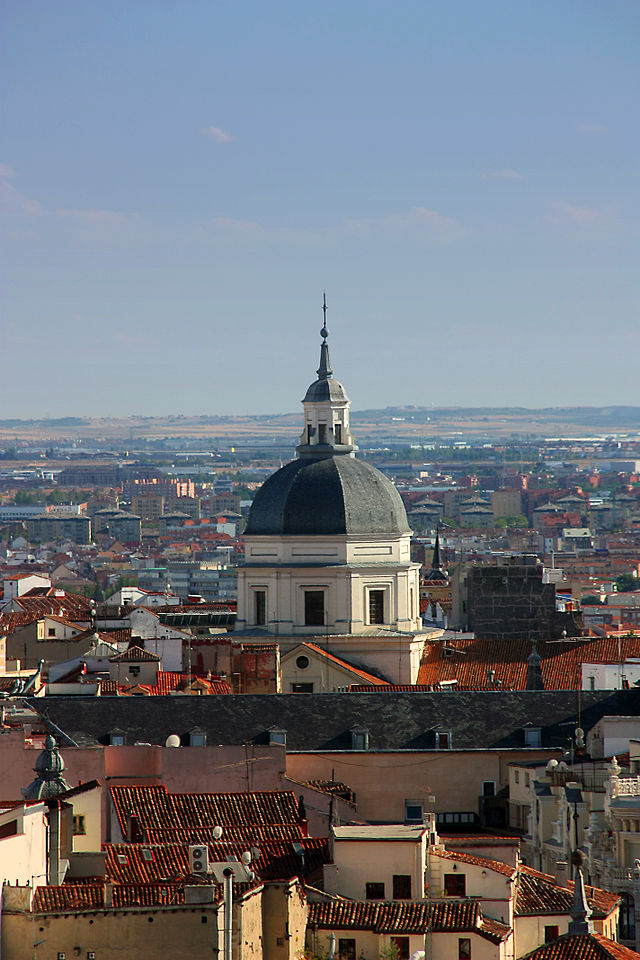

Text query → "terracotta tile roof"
[308,899,510,941]
[104,837,329,883]
[140,823,307,844]
[348,684,437,693]
[110,645,161,663]
[108,673,232,697]
[293,643,387,686]
[9,592,93,619]
[516,866,620,919]
[300,780,357,805]
[417,636,640,690]
[110,785,302,840]
[519,933,640,959]
[431,848,516,878]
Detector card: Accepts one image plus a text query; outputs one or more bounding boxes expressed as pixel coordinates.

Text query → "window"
[392,874,411,900]
[110,733,125,746]
[129,665,140,677]
[619,892,636,941]
[589,676,595,690]
[458,938,471,959]
[514,770,520,784]
[351,727,369,751]
[296,655,310,669]
[365,882,385,900]
[436,732,450,750]
[254,590,266,626]
[338,939,356,960]
[306,425,312,444]
[291,682,314,693]
[190,731,206,746]
[0,820,18,840]
[524,726,541,747]
[48,628,56,637]
[318,424,327,444]
[525,773,530,787]
[390,937,410,960]
[544,926,560,943]
[444,873,466,897]
[142,849,154,862]
[335,423,342,444]
[405,801,423,823]
[268,728,286,746]
[368,589,385,625]
[304,591,325,626]
[482,781,496,798]
[410,586,415,619]
[72,815,86,836]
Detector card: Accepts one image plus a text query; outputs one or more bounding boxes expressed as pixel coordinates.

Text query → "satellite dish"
[212,825,223,841]
[165,734,180,748]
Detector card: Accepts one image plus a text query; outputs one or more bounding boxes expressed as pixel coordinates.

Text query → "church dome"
[244,455,411,537]
[303,376,349,403]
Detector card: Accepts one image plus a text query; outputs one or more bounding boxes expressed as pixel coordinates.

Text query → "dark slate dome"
[245,456,411,537]
[303,377,349,403]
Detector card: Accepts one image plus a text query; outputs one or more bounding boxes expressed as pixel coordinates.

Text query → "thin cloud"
[486,168,523,180]
[56,208,128,224]
[201,125,235,144]
[0,162,16,179]
[204,206,463,244]
[544,201,603,225]
[0,180,43,216]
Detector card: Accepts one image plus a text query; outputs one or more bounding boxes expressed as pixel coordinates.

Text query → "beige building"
[236,319,438,684]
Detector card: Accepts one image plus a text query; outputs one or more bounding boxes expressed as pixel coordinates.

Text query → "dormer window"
[190,728,207,747]
[269,727,286,746]
[436,732,450,750]
[524,725,542,748]
[351,726,369,751]
[109,729,125,746]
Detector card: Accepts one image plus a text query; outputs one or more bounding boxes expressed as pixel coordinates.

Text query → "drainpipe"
[223,867,233,960]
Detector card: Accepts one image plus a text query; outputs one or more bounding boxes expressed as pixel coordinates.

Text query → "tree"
[615,574,640,593]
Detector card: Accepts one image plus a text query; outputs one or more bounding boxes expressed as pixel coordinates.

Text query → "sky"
[1,0,639,418]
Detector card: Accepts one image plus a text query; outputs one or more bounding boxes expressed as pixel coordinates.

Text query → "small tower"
[525,639,544,691]
[22,734,70,801]
[568,851,593,935]
[297,296,356,458]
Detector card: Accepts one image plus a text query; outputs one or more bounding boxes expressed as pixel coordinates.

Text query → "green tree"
[615,573,640,593]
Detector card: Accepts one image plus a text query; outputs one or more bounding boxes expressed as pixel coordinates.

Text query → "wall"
[0,806,48,887]
[286,750,555,824]
[309,927,507,960]
[331,836,426,901]
[261,881,308,960]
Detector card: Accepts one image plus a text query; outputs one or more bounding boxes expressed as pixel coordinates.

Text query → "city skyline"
[2,0,639,417]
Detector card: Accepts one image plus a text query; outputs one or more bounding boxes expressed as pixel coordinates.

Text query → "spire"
[432,526,442,572]
[317,293,333,380]
[568,853,593,935]
[526,639,544,691]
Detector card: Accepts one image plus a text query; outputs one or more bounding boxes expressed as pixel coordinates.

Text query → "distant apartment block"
[27,513,91,545]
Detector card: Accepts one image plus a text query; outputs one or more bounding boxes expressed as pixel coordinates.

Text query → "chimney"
[554,861,569,887]
[104,881,114,908]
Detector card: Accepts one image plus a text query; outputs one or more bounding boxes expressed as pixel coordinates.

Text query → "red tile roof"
[431,848,516,879]
[516,866,620,920]
[110,645,161,663]
[417,636,640,690]
[110,785,302,841]
[104,837,329,883]
[140,822,307,845]
[308,899,510,942]
[519,933,640,959]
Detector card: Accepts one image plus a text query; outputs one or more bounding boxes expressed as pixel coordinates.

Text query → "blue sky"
[2,0,639,418]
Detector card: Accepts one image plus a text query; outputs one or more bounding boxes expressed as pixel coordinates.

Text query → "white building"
[236,311,440,683]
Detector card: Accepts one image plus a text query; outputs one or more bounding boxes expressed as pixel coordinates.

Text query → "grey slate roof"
[27,689,640,752]
[244,455,411,537]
